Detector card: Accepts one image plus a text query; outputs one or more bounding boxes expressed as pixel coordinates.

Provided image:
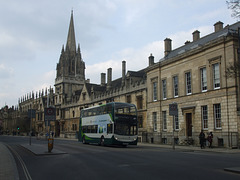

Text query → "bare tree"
[225,1,240,78]
[227,0,240,19]
[226,61,240,78]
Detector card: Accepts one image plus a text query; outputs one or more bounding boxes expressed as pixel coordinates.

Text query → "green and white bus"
[79,102,138,146]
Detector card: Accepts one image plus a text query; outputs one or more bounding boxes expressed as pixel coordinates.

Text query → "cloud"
[86,40,163,84]
[86,24,215,85]
[169,25,213,49]
[86,60,120,84]
[32,70,56,93]
[77,0,116,30]
[0,64,14,79]
[192,7,232,23]
[115,0,159,26]
[0,28,43,63]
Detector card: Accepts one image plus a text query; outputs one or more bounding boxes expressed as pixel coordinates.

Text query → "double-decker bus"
[79,102,138,146]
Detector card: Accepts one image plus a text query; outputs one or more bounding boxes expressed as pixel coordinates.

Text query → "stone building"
[0,105,29,135]
[146,21,240,147]
[16,88,55,136]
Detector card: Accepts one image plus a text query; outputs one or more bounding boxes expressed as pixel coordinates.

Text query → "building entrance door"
[186,113,192,137]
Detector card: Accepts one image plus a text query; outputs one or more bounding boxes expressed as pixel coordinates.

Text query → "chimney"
[101,73,106,86]
[149,53,154,66]
[214,21,223,32]
[107,68,112,89]
[185,40,190,45]
[86,79,90,83]
[164,38,172,56]
[192,30,200,41]
[122,61,126,85]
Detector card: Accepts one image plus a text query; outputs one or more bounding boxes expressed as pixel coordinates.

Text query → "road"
[1,135,240,180]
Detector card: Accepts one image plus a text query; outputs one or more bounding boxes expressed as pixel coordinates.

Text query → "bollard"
[48,138,54,153]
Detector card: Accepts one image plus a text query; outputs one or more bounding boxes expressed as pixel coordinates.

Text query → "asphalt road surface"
[1,136,240,180]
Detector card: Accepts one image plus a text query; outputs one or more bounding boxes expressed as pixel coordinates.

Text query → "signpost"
[169,103,178,150]
[28,109,36,145]
[44,107,56,124]
[44,107,56,153]
[44,107,56,137]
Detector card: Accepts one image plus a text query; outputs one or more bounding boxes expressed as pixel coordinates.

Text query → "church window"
[137,95,143,109]
[83,93,86,101]
[138,115,143,128]
[127,95,131,103]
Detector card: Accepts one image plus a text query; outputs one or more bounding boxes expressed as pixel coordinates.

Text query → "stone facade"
[146,21,240,147]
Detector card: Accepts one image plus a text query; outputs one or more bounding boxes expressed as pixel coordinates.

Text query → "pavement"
[1,139,240,180]
[0,142,19,180]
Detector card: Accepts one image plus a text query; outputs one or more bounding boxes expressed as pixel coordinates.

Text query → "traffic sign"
[44,107,56,121]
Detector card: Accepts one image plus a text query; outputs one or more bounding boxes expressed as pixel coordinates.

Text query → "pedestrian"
[199,130,205,149]
[51,131,54,138]
[207,132,213,148]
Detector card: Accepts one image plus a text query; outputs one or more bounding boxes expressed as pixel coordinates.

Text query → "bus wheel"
[100,136,104,146]
[82,136,86,144]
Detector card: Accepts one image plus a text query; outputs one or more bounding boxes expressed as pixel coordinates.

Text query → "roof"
[111,78,122,88]
[85,83,106,95]
[126,69,146,78]
[66,11,76,52]
[161,21,240,61]
[84,67,147,94]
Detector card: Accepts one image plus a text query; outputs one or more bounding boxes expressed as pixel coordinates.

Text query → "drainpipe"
[159,61,162,145]
[237,28,240,148]
[224,36,230,147]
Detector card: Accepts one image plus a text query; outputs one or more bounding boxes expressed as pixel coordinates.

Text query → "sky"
[0,0,236,108]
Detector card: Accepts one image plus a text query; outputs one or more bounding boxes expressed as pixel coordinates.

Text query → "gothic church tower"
[55,11,85,104]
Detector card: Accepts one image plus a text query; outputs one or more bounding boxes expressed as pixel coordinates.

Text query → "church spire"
[66,10,76,52]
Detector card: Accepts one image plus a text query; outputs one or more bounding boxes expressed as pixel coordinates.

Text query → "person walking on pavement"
[199,130,205,149]
[207,132,213,148]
